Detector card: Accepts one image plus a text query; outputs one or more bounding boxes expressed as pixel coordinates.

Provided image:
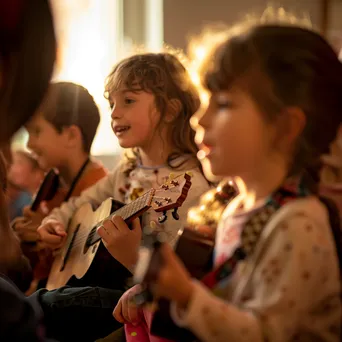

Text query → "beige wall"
[163,0,342,52]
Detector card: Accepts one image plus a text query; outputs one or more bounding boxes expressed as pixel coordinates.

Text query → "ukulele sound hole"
[60,224,80,271]
[84,227,97,252]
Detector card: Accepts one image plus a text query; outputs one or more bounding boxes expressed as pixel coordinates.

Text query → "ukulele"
[30,169,60,211]
[46,173,192,290]
[133,182,237,341]
[13,169,59,294]
[12,168,59,235]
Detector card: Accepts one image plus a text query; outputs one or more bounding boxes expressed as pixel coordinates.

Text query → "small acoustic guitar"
[46,173,192,290]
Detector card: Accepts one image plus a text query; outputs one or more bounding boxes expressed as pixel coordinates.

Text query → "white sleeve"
[42,166,121,227]
[171,211,340,342]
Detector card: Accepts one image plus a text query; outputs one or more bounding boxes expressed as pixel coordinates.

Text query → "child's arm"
[41,165,122,228]
[156,200,340,342]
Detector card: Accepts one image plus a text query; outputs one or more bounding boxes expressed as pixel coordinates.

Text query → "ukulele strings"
[65,191,152,250]
[59,175,183,252]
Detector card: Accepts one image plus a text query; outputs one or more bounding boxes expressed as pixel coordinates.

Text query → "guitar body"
[47,198,120,290]
[135,181,237,341]
[149,227,214,341]
[47,173,193,290]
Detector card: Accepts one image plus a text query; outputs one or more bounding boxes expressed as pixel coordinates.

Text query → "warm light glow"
[189,70,201,87]
[51,0,124,156]
[187,208,201,224]
[197,149,206,161]
[190,115,199,129]
[203,191,215,202]
[194,126,204,145]
[193,45,206,61]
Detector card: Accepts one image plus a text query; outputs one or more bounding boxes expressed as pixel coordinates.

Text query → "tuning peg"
[158,211,168,223]
[185,171,193,178]
[172,208,180,220]
[168,172,175,180]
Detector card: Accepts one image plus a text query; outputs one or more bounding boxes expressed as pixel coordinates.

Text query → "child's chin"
[118,141,134,149]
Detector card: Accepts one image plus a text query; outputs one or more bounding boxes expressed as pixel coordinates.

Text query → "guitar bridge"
[60,224,80,271]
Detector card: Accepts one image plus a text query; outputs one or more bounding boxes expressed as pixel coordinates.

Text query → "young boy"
[13,82,108,291]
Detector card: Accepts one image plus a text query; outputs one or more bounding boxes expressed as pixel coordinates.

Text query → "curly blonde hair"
[105,52,201,172]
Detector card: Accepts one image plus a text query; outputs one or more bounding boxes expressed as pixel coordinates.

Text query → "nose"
[192,104,211,130]
[111,105,123,120]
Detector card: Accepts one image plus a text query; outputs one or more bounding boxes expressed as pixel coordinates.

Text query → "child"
[13,82,107,290]
[321,124,342,215]
[38,52,210,269]
[7,150,45,220]
[8,150,45,196]
[115,20,342,342]
[35,52,211,342]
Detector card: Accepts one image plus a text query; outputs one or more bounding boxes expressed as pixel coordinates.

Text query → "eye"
[27,126,40,136]
[109,102,114,110]
[124,97,135,105]
[215,94,233,110]
[216,101,233,110]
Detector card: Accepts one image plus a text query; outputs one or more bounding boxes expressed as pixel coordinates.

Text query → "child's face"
[196,88,279,179]
[25,113,68,170]
[110,90,161,149]
[7,153,42,191]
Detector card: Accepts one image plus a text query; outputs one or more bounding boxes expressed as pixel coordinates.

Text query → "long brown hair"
[105,52,201,171]
[200,22,342,192]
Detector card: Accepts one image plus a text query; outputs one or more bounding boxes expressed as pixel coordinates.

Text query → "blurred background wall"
[12,0,342,169]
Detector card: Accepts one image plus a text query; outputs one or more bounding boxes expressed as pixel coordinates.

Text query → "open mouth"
[113,126,130,135]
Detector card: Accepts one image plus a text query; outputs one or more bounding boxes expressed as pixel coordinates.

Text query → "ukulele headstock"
[30,168,59,211]
[149,173,192,223]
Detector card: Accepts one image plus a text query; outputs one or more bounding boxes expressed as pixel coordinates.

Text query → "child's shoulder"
[272,196,329,227]
[260,196,332,251]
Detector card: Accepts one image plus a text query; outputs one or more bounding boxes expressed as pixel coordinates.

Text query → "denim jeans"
[30,286,124,342]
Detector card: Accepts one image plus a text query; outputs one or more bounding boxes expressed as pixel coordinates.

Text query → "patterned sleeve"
[42,165,122,227]
[171,210,341,342]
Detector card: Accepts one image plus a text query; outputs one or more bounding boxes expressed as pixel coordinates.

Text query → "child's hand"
[152,244,194,309]
[12,217,40,242]
[113,284,143,325]
[37,219,67,250]
[97,216,142,272]
[12,205,46,242]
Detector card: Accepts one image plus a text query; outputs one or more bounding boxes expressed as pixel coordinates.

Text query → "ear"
[276,106,306,152]
[63,125,83,149]
[164,99,182,123]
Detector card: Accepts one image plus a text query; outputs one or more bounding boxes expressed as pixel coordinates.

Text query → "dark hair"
[41,82,100,153]
[0,0,56,145]
[105,52,201,170]
[203,24,342,192]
